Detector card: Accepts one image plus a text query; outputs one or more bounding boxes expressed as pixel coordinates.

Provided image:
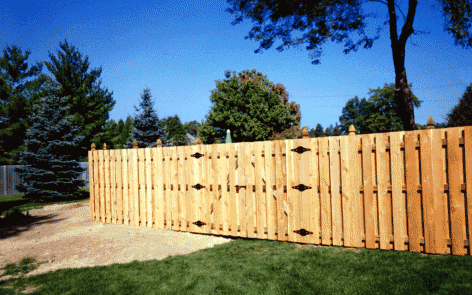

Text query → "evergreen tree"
[184,120,201,138]
[45,39,115,161]
[446,83,472,127]
[324,124,334,137]
[309,124,324,138]
[163,115,188,146]
[0,44,46,165]
[199,69,301,143]
[14,80,85,203]
[124,88,168,148]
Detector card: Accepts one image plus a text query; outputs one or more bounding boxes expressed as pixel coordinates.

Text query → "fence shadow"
[0,212,66,240]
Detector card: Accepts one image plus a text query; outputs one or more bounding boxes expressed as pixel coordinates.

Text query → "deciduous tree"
[226,0,472,131]
[199,69,301,143]
[339,83,421,134]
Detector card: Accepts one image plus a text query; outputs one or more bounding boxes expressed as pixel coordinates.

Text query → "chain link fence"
[0,162,89,197]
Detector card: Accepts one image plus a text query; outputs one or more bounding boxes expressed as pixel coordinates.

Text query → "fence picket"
[122,149,129,225]
[329,136,342,246]
[362,136,375,249]
[254,141,266,239]
[110,150,116,224]
[264,140,276,240]
[447,128,467,255]
[464,126,472,256]
[375,134,391,250]
[115,150,123,224]
[275,140,287,241]
[145,148,152,228]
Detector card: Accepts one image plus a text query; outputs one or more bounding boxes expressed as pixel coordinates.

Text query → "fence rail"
[89,123,472,256]
[0,163,89,196]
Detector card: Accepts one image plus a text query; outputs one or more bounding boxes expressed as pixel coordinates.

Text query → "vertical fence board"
[202,144,211,234]
[137,148,145,227]
[145,148,152,227]
[88,150,94,221]
[168,146,179,231]
[122,149,129,225]
[109,150,116,224]
[176,146,185,231]
[369,133,379,249]
[376,134,391,250]
[353,135,364,248]
[421,129,436,253]
[237,143,247,237]
[447,128,467,255]
[464,126,472,256]
[286,139,299,243]
[207,144,216,234]
[264,140,277,240]
[154,145,164,228]
[218,143,229,236]
[405,132,422,252]
[275,140,287,241]
[98,149,105,223]
[228,143,237,236]
[319,137,331,245]
[340,135,352,247]
[163,147,171,230]
[254,141,267,239]
[129,148,138,226]
[310,139,321,245]
[390,132,407,251]
[185,145,194,232]
[115,150,123,224]
[329,136,342,246]
[247,143,257,238]
[298,137,314,244]
[362,136,375,249]
[104,148,111,223]
[213,144,222,235]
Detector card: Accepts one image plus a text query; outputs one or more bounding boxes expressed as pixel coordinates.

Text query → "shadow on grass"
[0,210,66,240]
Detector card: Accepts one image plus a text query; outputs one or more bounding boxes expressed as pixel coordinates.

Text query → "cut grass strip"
[1,239,471,295]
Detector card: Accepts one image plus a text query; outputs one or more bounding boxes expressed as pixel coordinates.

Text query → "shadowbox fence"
[89,120,472,256]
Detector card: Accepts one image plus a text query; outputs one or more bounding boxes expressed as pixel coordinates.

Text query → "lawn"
[1,191,471,295]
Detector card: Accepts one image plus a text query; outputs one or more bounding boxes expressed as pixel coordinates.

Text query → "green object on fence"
[225,129,232,143]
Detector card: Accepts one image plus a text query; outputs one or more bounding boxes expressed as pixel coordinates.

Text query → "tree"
[162,115,188,146]
[0,44,46,165]
[226,0,472,131]
[339,83,421,134]
[45,39,115,161]
[198,69,301,143]
[309,123,325,138]
[446,83,472,127]
[123,88,168,148]
[14,80,85,203]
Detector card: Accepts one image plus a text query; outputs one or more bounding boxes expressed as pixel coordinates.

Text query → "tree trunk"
[388,0,418,131]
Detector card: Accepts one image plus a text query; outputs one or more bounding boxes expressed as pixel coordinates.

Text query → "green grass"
[1,192,471,295]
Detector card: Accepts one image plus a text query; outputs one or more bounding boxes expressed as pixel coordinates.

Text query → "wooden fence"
[88,121,472,256]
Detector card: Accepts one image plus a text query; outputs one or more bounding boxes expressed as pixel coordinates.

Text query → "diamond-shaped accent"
[294,228,313,236]
[292,184,312,192]
[191,152,204,159]
[192,184,205,190]
[193,220,206,227]
[291,146,311,154]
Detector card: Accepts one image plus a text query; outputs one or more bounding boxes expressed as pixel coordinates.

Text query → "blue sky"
[2,0,471,131]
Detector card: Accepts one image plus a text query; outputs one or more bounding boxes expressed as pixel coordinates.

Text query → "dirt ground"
[0,200,233,281]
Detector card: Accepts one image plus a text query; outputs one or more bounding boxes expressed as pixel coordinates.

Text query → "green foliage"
[339,83,422,134]
[440,0,472,48]
[309,123,325,138]
[184,120,201,138]
[91,116,133,149]
[14,80,85,203]
[199,69,301,143]
[446,83,472,127]
[162,115,188,146]
[124,88,168,148]
[45,39,115,161]
[0,44,46,165]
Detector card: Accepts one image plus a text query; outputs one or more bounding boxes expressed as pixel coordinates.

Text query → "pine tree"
[124,88,168,148]
[45,39,115,161]
[15,79,85,202]
[310,124,324,138]
[446,83,472,127]
[0,44,46,165]
[162,115,188,146]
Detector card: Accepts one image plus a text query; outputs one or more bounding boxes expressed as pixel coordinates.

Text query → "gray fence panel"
[0,162,89,197]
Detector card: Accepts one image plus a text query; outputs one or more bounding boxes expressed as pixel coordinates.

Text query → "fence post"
[302,127,309,138]
[426,116,435,129]
[226,129,232,143]
[133,140,138,149]
[348,124,356,135]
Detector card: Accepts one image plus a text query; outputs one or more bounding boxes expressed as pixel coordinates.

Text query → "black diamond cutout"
[292,184,312,192]
[191,152,204,159]
[192,184,205,190]
[193,220,206,227]
[291,146,311,154]
[294,228,313,236]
